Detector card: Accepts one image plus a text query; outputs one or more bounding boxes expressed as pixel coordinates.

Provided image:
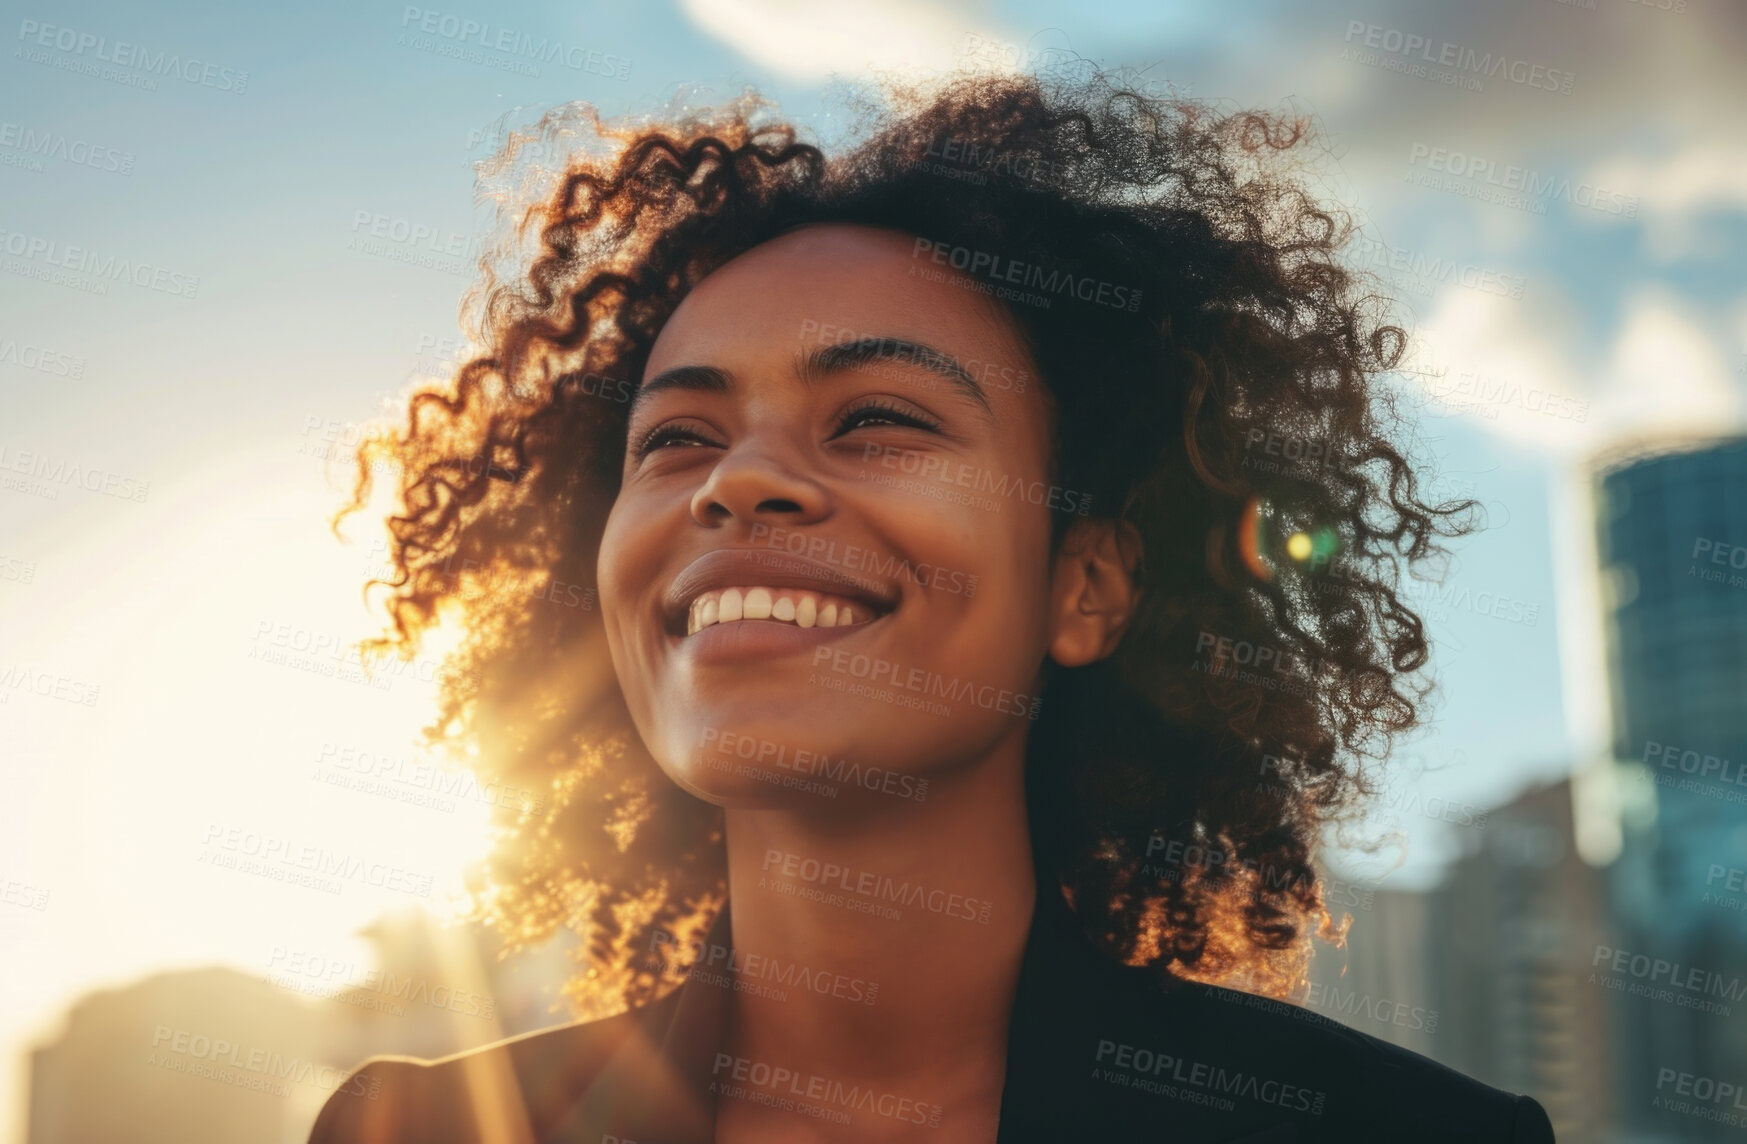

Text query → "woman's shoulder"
[1118,971,1558,1138]
[305,989,683,1144]
[1077,966,1556,1142]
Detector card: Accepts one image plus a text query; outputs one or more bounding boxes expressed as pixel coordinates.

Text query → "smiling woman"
[309,68,1553,1143]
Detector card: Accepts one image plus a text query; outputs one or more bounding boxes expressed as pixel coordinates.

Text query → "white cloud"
[1588,144,1747,261]
[1408,284,1743,457]
[678,0,986,83]
[1408,288,1594,455]
[1593,286,1743,437]
[1590,145,1747,218]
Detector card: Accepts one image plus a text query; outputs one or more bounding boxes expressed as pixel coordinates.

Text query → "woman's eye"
[632,402,938,459]
[633,424,717,458]
[833,401,941,435]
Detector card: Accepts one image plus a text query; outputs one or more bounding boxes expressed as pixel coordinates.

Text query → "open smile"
[685,586,881,634]
[660,549,901,660]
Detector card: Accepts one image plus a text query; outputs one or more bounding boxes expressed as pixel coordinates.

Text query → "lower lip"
[672,615,887,666]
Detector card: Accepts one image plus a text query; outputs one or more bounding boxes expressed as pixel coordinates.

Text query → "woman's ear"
[1047,518,1145,668]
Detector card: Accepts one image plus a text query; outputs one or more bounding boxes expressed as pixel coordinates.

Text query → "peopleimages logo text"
[1095,1041,1327,1114]
[0,122,134,174]
[397,7,629,78]
[1343,22,1574,94]
[1591,944,1747,1003]
[1406,145,1638,218]
[0,444,149,502]
[761,848,994,924]
[16,19,248,92]
[0,228,199,297]
[911,237,1141,312]
[811,645,1042,720]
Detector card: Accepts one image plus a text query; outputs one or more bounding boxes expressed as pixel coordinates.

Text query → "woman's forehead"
[646,223,1025,371]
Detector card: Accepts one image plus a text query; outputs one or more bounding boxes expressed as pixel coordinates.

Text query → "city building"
[1590,435,1747,1142]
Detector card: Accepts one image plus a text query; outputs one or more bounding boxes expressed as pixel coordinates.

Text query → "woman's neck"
[714,733,1037,1141]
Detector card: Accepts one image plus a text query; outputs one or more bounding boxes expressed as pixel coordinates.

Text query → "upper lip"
[662,548,901,635]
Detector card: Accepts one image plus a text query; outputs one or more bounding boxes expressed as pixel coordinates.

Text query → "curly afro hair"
[340,67,1479,1017]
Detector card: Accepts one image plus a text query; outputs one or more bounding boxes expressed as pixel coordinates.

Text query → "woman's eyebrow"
[800,336,994,417]
[631,337,998,420]
[629,364,731,419]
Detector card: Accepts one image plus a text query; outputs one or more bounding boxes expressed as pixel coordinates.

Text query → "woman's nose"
[689,439,830,528]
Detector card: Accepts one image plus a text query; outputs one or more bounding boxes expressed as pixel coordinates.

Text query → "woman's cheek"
[598,492,662,621]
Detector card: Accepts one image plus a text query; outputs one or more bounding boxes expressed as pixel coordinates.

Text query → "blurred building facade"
[1591,436,1747,1142]
[1303,888,1441,1062]
[26,913,582,1144]
[26,970,330,1144]
[1428,777,1617,1144]
[1318,775,1617,1144]
[1304,437,1747,1143]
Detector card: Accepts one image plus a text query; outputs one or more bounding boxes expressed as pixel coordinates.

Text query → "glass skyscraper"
[1593,436,1747,1142]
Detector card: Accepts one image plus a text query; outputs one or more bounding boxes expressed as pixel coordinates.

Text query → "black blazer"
[309,887,1555,1142]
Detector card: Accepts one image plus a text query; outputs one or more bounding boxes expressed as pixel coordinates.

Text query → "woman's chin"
[654,728,929,814]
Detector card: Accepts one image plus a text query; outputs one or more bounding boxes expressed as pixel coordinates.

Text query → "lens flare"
[1237,496,1272,581]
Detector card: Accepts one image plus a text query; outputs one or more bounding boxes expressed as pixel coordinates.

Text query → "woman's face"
[598,223,1065,808]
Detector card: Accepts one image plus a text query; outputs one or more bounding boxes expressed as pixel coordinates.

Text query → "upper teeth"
[686,587,875,635]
